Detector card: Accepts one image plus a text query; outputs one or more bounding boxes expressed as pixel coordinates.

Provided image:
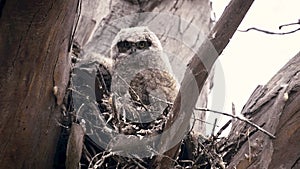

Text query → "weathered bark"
[225,52,300,169]
[0,1,79,168]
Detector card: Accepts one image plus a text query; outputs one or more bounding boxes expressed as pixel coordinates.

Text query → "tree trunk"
[0,1,79,168]
[225,52,300,169]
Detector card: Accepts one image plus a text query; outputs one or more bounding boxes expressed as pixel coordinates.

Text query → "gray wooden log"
[226,52,300,169]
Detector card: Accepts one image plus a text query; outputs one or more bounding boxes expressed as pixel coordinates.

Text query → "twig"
[68,87,99,106]
[232,102,236,116]
[96,66,110,95]
[214,103,235,138]
[220,127,258,162]
[82,145,93,164]
[148,147,180,167]
[211,118,218,137]
[93,152,114,168]
[194,108,276,139]
[130,157,147,169]
[198,141,226,169]
[239,27,300,35]
[115,73,149,111]
[189,111,219,137]
[215,119,232,139]
[88,152,104,168]
[194,118,220,127]
[178,160,194,166]
[190,112,197,133]
[279,19,300,29]
[55,119,70,129]
[246,128,252,163]
[148,93,173,105]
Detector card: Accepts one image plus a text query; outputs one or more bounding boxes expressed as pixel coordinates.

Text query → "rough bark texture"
[0,1,79,168]
[226,52,300,169]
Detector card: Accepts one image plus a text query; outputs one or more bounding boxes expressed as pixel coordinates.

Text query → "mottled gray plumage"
[110,26,178,123]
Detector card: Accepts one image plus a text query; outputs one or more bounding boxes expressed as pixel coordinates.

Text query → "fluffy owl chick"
[110,26,178,122]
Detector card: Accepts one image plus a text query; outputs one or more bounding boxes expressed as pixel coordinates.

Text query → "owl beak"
[130,48,136,54]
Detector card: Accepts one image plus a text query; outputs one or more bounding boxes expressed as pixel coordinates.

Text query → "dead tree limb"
[151,0,256,168]
[195,108,276,139]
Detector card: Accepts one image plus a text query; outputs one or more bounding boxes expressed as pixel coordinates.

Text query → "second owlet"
[110,26,178,123]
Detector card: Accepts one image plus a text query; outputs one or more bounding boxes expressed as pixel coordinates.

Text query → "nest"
[55,59,247,169]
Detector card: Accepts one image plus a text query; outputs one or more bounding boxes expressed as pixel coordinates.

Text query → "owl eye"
[123,41,131,48]
[117,41,132,53]
[136,41,151,49]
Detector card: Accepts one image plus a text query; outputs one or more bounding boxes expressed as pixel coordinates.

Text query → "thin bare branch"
[215,119,232,138]
[195,108,276,139]
[239,27,300,35]
[211,118,218,137]
[279,19,300,29]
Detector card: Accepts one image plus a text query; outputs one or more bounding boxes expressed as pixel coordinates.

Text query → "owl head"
[110,26,163,61]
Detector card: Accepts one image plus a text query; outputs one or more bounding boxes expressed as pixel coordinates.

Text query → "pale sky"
[206,0,300,134]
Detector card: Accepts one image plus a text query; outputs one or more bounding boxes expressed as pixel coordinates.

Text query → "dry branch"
[195,108,276,139]
[239,19,300,35]
[152,0,256,167]
[239,27,300,35]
